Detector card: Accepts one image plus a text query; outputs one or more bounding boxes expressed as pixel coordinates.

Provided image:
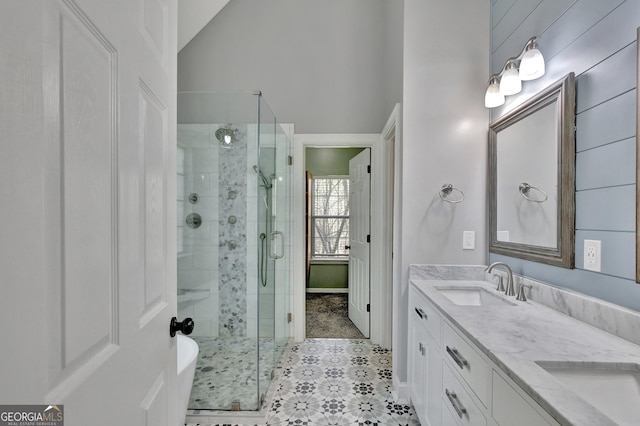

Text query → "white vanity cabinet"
[408,283,562,426]
[408,286,443,426]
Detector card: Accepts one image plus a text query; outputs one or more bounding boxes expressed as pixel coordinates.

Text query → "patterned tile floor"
[186,338,420,426]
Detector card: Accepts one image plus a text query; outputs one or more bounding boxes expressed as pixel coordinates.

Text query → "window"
[311,176,350,258]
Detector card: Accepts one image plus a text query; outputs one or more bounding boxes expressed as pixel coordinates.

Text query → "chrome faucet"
[485,262,515,296]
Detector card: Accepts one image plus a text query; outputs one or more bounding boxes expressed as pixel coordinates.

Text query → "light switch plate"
[463,231,475,250]
[584,239,601,272]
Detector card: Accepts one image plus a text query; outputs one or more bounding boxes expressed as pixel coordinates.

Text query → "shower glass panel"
[256,95,293,404]
[176,92,291,412]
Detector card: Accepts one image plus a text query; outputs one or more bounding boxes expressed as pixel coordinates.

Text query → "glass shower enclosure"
[176,92,291,411]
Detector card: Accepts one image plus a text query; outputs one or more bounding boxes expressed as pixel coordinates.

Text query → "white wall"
[395,0,490,390]
[177,0,403,133]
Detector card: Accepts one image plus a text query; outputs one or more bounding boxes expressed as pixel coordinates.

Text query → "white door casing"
[292,134,393,347]
[0,1,178,425]
[381,103,401,355]
[348,148,371,338]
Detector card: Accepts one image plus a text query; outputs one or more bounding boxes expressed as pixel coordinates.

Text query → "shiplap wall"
[489,0,640,311]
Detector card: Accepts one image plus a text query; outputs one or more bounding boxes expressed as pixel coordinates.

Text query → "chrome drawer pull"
[446,346,468,369]
[414,307,427,319]
[445,388,467,418]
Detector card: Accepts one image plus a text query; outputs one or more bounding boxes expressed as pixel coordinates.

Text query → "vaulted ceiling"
[178,0,230,52]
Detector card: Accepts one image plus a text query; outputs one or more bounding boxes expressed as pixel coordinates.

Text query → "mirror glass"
[489,73,575,268]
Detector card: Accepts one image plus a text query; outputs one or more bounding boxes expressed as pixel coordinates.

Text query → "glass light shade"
[500,63,521,95]
[519,47,545,80]
[484,79,505,108]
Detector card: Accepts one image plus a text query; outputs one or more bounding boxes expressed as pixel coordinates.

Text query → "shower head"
[215,127,237,147]
[253,165,272,189]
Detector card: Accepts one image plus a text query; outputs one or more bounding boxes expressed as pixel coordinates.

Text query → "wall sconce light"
[484,36,545,108]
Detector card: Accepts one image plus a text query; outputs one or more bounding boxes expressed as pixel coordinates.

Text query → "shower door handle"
[269,231,284,259]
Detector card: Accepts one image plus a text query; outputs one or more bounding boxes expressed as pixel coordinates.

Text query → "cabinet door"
[408,319,428,423]
[425,333,443,426]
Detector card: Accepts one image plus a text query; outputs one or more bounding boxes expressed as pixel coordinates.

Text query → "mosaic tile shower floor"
[186,338,420,426]
[189,337,289,411]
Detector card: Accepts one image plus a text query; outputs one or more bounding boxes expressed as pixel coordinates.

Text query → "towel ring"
[439,184,465,204]
[519,183,548,203]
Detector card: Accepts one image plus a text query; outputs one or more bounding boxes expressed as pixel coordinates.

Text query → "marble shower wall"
[217,124,248,337]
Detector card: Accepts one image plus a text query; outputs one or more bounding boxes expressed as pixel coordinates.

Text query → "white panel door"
[348,149,371,338]
[0,1,178,425]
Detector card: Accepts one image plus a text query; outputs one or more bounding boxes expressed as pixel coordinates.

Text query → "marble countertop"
[411,278,640,426]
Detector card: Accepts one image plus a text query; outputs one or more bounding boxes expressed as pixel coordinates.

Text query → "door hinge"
[287,313,292,323]
[367,165,371,173]
[287,155,293,165]
[366,303,370,312]
[366,234,370,243]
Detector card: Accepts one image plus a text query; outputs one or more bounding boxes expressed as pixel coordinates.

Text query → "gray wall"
[177,0,403,134]
[397,0,490,386]
[489,0,640,312]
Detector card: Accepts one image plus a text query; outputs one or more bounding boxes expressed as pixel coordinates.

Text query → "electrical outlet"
[584,240,601,272]
[463,231,475,250]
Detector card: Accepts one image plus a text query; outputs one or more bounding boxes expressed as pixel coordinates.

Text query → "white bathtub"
[177,335,199,426]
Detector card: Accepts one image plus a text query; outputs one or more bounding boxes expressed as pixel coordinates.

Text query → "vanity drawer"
[443,322,490,406]
[442,361,487,426]
[410,286,442,345]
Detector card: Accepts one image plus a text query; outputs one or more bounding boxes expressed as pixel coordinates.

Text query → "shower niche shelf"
[177,289,210,304]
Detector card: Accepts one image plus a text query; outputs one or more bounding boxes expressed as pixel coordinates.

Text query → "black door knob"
[170,317,195,337]
[345,245,351,250]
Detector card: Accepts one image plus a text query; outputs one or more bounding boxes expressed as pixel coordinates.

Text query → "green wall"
[306,147,366,176]
[308,263,349,289]
[306,147,365,289]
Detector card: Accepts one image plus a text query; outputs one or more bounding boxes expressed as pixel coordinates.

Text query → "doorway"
[304,147,370,338]
[292,122,399,348]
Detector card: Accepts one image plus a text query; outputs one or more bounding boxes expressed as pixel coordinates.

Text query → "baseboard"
[392,374,409,404]
[306,288,348,294]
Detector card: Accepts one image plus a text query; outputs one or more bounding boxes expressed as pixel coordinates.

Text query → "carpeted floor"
[305,293,365,339]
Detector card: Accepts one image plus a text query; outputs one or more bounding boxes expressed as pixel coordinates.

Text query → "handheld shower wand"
[253,165,272,189]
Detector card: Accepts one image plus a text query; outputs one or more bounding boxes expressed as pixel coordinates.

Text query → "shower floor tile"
[189,337,288,411]
[186,338,419,426]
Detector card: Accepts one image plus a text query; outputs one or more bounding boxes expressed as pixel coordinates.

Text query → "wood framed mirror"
[636,27,640,282]
[489,73,576,268]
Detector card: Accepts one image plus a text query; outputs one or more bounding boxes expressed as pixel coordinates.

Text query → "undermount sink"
[535,361,640,426]
[435,286,516,307]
